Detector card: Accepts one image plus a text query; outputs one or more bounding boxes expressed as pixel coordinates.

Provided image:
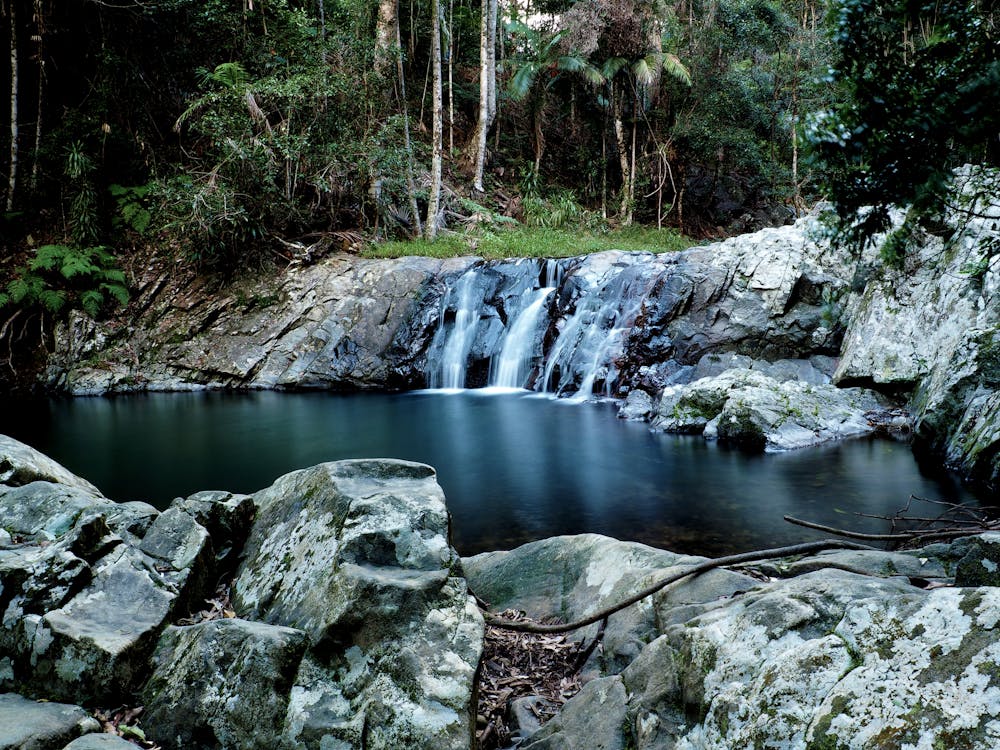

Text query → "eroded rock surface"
[644,368,887,451]
[228,459,484,750]
[0,693,99,750]
[503,539,1000,750]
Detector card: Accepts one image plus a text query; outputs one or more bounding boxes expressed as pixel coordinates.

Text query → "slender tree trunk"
[473,0,498,191]
[30,0,43,193]
[317,0,325,40]
[396,9,422,234]
[612,85,632,225]
[425,0,444,239]
[374,0,398,76]
[7,2,18,212]
[447,0,454,153]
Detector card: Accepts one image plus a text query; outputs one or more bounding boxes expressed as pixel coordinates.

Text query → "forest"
[0,0,996,341]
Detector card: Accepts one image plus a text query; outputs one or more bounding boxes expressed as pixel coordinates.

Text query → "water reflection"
[0,390,983,556]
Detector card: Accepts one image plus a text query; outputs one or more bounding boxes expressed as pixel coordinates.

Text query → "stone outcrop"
[638,367,889,451]
[470,534,1000,750]
[38,172,999,484]
[6,438,1000,750]
[833,168,1000,489]
[1,437,482,750]
[45,255,477,395]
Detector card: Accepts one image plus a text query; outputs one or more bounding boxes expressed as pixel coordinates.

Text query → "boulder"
[531,567,1000,750]
[61,735,138,750]
[0,436,101,496]
[0,693,99,750]
[519,677,629,750]
[0,438,213,705]
[464,534,756,674]
[232,459,483,750]
[142,619,308,750]
[955,533,1000,587]
[649,368,886,451]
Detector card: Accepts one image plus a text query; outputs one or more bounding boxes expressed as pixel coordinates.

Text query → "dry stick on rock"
[783,515,993,543]
[482,540,873,634]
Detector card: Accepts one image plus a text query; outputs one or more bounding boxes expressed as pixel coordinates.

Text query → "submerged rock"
[647,368,886,451]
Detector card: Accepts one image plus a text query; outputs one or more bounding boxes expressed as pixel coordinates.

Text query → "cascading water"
[489,287,555,388]
[540,257,660,398]
[426,271,485,389]
[425,254,659,397]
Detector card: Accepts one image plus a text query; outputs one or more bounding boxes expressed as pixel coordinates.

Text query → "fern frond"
[80,290,104,318]
[101,282,130,308]
[508,64,539,100]
[662,53,691,86]
[38,289,67,314]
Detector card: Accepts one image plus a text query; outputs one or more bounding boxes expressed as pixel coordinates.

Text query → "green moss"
[806,695,850,750]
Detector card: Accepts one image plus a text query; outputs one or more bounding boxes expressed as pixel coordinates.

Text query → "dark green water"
[0,390,981,556]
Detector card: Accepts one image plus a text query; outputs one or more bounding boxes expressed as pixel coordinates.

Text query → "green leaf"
[80,289,104,317]
[38,289,67,314]
[508,64,539,100]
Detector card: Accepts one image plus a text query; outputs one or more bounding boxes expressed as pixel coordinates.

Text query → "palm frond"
[508,63,539,100]
[663,53,692,86]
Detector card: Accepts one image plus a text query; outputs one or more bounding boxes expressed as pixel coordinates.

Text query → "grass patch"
[360,225,695,260]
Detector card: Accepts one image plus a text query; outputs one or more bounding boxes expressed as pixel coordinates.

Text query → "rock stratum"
[5,436,1000,749]
[40,171,999,490]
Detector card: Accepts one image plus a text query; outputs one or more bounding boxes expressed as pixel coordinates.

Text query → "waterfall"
[424,254,657,398]
[540,259,657,398]
[427,271,484,389]
[490,287,555,389]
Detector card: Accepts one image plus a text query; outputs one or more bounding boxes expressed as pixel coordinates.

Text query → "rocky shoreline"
[5,435,1000,749]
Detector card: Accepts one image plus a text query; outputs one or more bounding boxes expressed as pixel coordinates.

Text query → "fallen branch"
[784,515,994,544]
[482,539,872,634]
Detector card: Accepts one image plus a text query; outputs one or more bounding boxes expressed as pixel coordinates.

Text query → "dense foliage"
[806,0,1000,255]
[0,0,994,335]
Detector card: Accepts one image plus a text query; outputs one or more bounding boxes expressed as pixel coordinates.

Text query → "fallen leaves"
[92,705,160,749]
[476,609,594,750]
[176,583,236,625]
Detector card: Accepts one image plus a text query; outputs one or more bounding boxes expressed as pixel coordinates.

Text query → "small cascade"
[541,261,656,398]
[489,287,555,389]
[426,271,485,389]
[544,258,564,289]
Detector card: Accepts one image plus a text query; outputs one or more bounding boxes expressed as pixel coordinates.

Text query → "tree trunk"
[317,0,325,40]
[396,6,421,234]
[374,0,398,76]
[612,84,632,225]
[447,0,453,153]
[425,0,443,240]
[473,0,498,192]
[30,0,42,193]
[7,1,18,212]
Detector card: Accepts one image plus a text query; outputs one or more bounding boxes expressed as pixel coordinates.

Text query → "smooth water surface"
[0,390,982,556]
